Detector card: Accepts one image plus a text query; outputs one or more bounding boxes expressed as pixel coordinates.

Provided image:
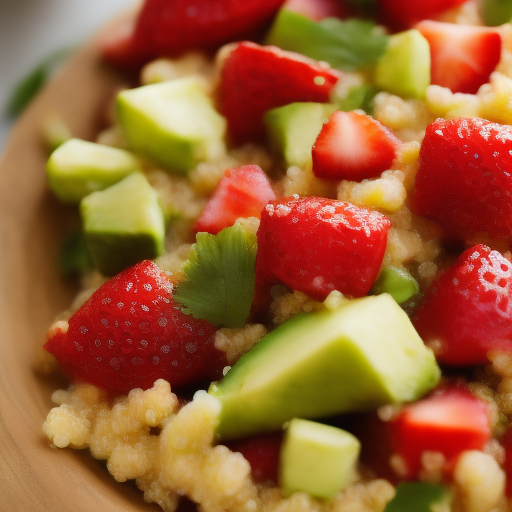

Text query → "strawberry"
[254,196,391,306]
[282,0,350,21]
[413,245,512,366]
[389,386,491,479]
[100,14,150,74]
[101,0,286,70]
[415,21,501,94]
[377,0,467,30]
[502,428,512,497]
[224,432,283,484]
[134,0,285,58]
[412,118,512,242]
[195,165,276,235]
[218,42,341,144]
[312,111,400,182]
[44,260,227,394]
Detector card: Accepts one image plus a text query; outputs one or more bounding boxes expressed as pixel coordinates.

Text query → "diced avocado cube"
[81,173,165,276]
[374,30,431,99]
[46,138,140,203]
[384,482,452,512]
[280,419,361,500]
[480,0,512,26]
[117,77,226,174]
[210,294,440,440]
[264,102,336,169]
[372,266,419,304]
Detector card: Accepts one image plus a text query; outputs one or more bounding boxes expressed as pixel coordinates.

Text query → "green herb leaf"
[6,48,72,117]
[266,10,389,71]
[384,482,451,512]
[174,224,258,328]
[59,232,94,277]
[337,84,378,113]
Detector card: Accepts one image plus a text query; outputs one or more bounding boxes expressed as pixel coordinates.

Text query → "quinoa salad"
[39,0,512,511]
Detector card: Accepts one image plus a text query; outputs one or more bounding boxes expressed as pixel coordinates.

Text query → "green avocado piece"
[372,266,419,304]
[280,419,361,500]
[80,173,165,276]
[210,294,440,440]
[374,30,431,99]
[384,482,452,512]
[117,77,226,174]
[480,0,512,26]
[46,138,140,203]
[264,102,336,169]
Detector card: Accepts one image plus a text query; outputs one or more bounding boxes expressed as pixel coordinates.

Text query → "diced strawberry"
[195,165,276,235]
[218,42,341,144]
[389,386,491,479]
[282,0,349,21]
[224,432,283,484]
[44,260,227,394]
[133,0,286,58]
[254,196,391,306]
[101,0,287,70]
[312,111,400,182]
[502,428,512,496]
[377,0,467,30]
[415,20,501,94]
[411,118,512,241]
[413,245,512,366]
[100,14,150,74]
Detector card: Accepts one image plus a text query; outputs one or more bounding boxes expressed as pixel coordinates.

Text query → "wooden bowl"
[0,27,160,512]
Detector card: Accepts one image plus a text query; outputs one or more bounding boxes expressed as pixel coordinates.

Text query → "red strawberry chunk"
[377,0,467,30]
[283,0,349,21]
[390,386,491,479]
[44,260,227,394]
[412,118,512,241]
[502,428,512,496]
[416,21,501,94]
[224,432,283,484]
[254,196,391,305]
[106,0,286,67]
[100,14,150,74]
[195,165,276,235]
[413,245,512,366]
[218,42,341,144]
[312,111,400,182]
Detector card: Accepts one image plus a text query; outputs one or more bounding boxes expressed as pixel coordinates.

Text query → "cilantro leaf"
[266,10,389,71]
[384,482,451,512]
[174,224,257,328]
[59,232,94,277]
[337,84,378,113]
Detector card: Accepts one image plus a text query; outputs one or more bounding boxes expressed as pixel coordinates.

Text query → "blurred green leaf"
[6,48,72,118]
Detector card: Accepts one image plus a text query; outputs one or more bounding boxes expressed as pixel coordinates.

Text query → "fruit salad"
[40,0,512,511]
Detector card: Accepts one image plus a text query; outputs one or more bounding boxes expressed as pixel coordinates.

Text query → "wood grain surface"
[0,25,160,512]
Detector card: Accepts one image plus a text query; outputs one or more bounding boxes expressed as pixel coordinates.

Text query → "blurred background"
[0,0,134,151]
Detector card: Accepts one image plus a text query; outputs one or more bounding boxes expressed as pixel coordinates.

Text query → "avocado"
[264,102,336,169]
[480,0,512,26]
[117,77,226,174]
[374,30,431,99]
[80,173,165,276]
[46,138,140,203]
[210,294,440,440]
[280,419,360,500]
[372,266,419,304]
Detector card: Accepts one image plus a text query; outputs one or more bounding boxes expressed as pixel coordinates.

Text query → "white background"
[0,0,134,150]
